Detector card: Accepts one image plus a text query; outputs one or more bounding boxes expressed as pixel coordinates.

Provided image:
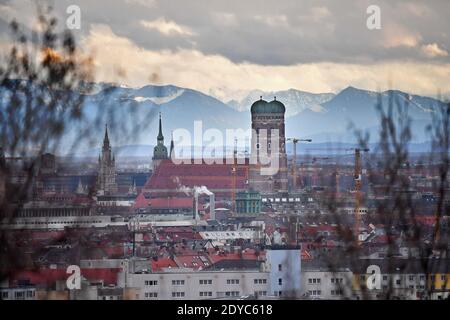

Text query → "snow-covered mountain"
[1,80,446,155]
[286,86,444,142]
[227,88,335,117]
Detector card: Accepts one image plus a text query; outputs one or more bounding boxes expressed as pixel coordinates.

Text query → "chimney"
[193,189,199,220]
[209,193,215,220]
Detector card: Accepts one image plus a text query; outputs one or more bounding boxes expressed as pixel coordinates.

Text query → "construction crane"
[305,147,369,241]
[231,139,238,212]
[353,148,369,244]
[287,138,312,190]
[311,156,331,187]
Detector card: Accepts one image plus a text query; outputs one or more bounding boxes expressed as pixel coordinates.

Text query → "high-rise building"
[249,97,288,194]
[97,125,118,195]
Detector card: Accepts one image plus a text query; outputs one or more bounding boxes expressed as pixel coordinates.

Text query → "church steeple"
[103,124,110,150]
[152,112,168,167]
[169,131,175,159]
[157,113,164,142]
[97,124,117,195]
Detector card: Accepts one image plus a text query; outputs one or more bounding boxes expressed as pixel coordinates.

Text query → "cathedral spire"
[157,113,164,142]
[152,112,168,167]
[103,124,110,149]
[97,124,117,195]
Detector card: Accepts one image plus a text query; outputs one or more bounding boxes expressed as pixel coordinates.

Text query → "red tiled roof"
[301,249,313,260]
[151,258,177,271]
[8,267,122,287]
[81,268,122,285]
[174,254,212,270]
[144,159,249,196]
[150,197,193,209]
[208,249,263,264]
[133,192,150,209]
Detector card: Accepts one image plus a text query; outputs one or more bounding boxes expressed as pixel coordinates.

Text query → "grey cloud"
[2,0,450,65]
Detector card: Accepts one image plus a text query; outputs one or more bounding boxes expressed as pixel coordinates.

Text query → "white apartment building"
[301,265,353,300]
[119,247,302,300]
[121,268,270,300]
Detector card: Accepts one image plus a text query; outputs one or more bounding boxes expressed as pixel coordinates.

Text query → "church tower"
[97,124,118,195]
[169,131,175,160]
[152,113,168,169]
[249,97,288,194]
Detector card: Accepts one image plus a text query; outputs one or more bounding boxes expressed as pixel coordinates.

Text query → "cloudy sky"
[1,0,449,100]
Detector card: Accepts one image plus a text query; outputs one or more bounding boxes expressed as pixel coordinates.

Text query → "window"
[254,279,267,284]
[278,264,282,272]
[145,292,157,298]
[396,279,401,285]
[254,291,267,296]
[309,279,313,284]
[278,278,283,285]
[26,291,34,298]
[1,292,8,299]
[172,280,185,286]
[172,292,185,298]
[441,275,446,281]
[332,290,343,295]
[383,276,388,281]
[199,291,212,297]
[409,275,415,281]
[145,280,158,286]
[225,291,240,297]
[329,277,342,284]
[199,279,212,285]
[227,279,239,285]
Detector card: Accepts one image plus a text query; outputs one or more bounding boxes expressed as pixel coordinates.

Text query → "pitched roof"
[150,197,193,209]
[133,192,150,209]
[144,159,249,192]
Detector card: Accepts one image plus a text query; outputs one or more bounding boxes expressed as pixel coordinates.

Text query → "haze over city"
[0,0,449,309]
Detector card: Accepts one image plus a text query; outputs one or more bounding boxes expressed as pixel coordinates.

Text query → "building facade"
[235,191,262,215]
[122,268,270,300]
[152,113,168,170]
[97,125,118,195]
[249,97,288,194]
[264,247,302,298]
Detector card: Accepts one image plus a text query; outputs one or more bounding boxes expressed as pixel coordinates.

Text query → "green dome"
[251,98,285,114]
